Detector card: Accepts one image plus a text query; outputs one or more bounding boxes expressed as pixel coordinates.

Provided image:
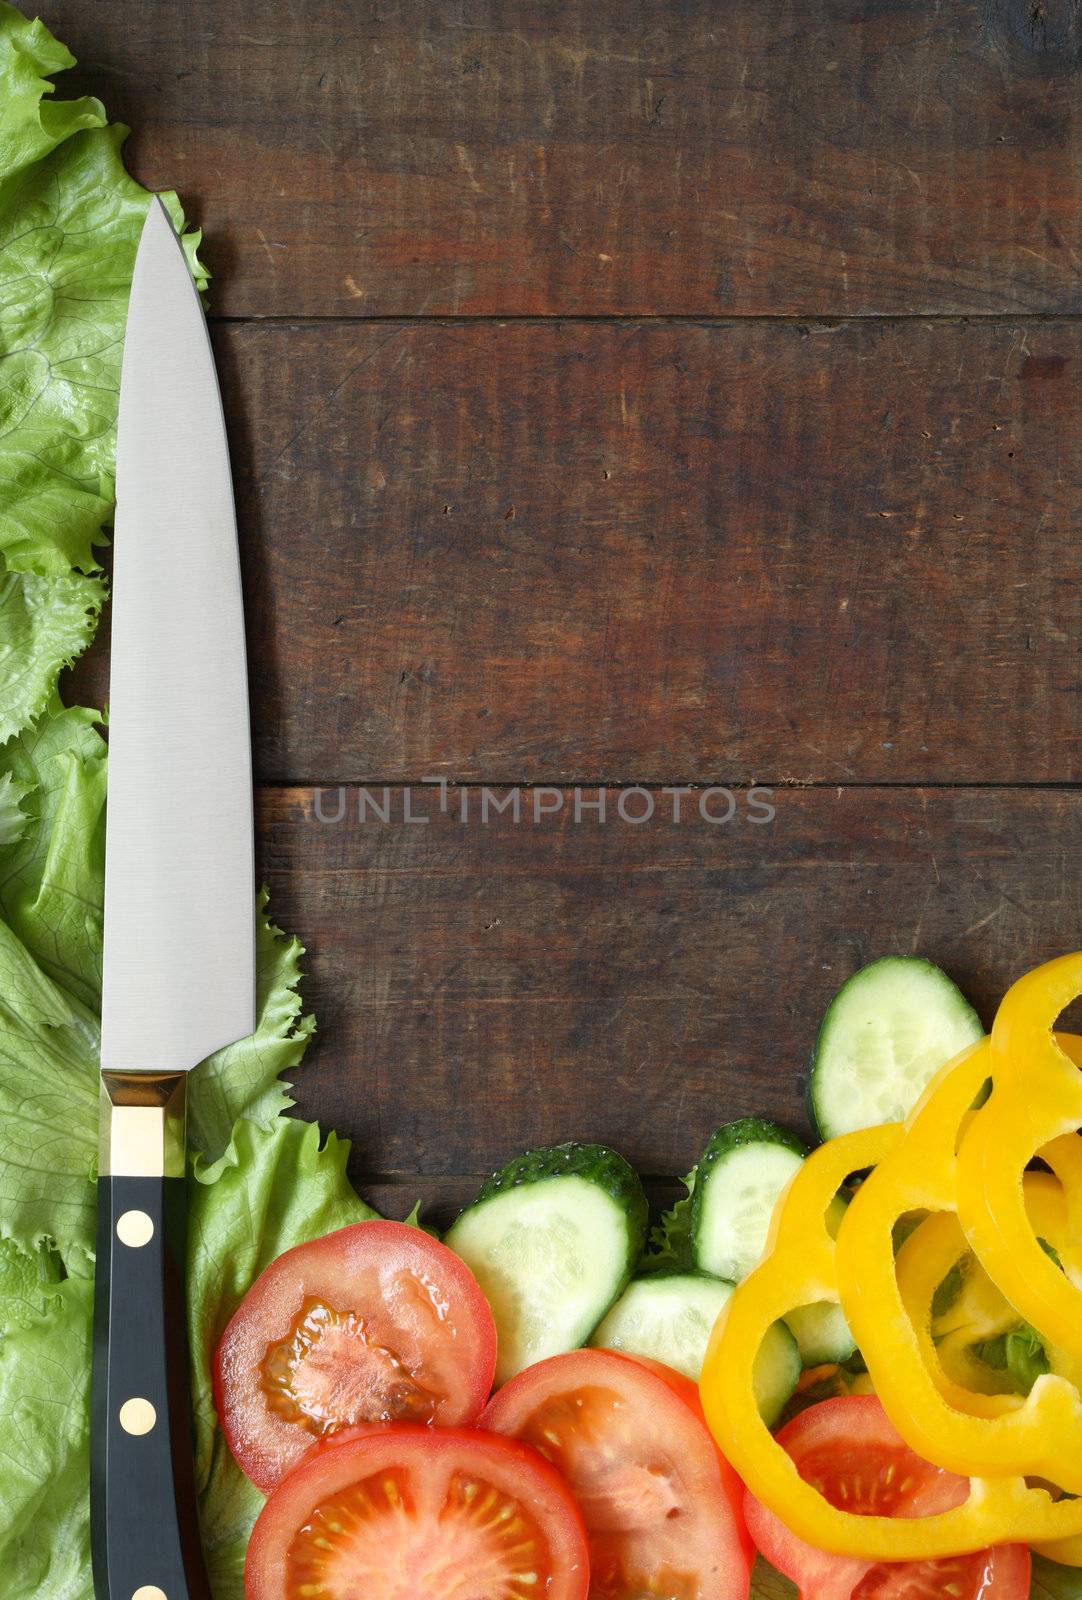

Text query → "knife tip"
[143,192,178,242]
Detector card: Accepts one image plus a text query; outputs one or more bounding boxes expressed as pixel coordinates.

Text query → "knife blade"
[92,196,255,1600]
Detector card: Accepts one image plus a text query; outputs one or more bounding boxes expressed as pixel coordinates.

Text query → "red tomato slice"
[215,1219,497,1490]
[481,1348,753,1600]
[744,1396,1031,1600]
[245,1424,590,1600]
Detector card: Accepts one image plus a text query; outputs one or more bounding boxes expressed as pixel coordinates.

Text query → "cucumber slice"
[589,1272,729,1381]
[781,1193,858,1366]
[784,1300,857,1367]
[752,1316,802,1428]
[691,1119,807,1282]
[445,1142,648,1385]
[809,957,983,1140]
[589,1271,801,1421]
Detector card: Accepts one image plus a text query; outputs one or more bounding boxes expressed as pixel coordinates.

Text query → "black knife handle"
[91,1071,211,1600]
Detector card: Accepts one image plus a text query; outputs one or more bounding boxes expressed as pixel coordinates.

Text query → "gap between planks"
[209,312,1082,329]
[259,779,1082,793]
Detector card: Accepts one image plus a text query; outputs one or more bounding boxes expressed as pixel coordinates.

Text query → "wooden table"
[60,0,1082,1224]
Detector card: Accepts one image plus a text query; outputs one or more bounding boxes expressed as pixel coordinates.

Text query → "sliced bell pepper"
[699,1121,1082,1558]
[836,1036,1082,1493]
[956,953,1082,1360]
[896,1208,1021,1407]
[896,1172,1082,1402]
[1040,1130,1082,1282]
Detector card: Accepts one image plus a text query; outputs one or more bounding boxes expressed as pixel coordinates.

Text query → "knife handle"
[92,1070,211,1600]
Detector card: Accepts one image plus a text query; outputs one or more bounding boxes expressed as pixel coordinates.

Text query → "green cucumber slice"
[809,957,983,1139]
[784,1300,857,1367]
[445,1142,648,1385]
[751,1316,802,1427]
[691,1119,807,1282]
[589,1272,729,1381]
[589,1271,800,1422]
[781,1193,857,1365]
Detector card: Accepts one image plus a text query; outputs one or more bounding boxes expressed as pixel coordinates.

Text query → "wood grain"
[262,783,1082,1197]
[47,0,1082,318]
[45,0,1082,1222]
[361,1175,685,1231]
[74,316,1081,784]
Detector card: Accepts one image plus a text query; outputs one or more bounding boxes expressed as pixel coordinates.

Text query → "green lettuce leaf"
[0,909,99,1269]
[188,1117,379,1597]
[0,570,105,742]
[973,1323,1051,1397]
[1033,1558,1082,1598]
[0,8,102,180]
[640,1169,696,1274]
[0,1253,93,1600]
[0,700,106,1008]
[0,768,29,845]
[0,1,204,729]
[0,1235,62,1329]
[750,1559,798,1599]
[0,13,328,1594]
[189,892,317,1164]
[0,702,108,1268]
[0,1,206,579]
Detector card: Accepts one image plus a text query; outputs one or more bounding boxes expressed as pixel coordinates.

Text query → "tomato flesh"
[215,1220,497,1490]
[245,1424,590,1600]
[852,1551,1022,1599]
[261,1297,437,1434]
[743,1396,1030,1600]
[290,1461,555,1595]
[481,1349,753,1600]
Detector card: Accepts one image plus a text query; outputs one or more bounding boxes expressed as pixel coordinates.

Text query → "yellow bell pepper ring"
[836,1037,1082,1491]
[956,952,1082,1361]
[1039,1130,1082,1287]
[699,1124,1082,1558]
[895,1208,1020,1409]
[895,1173,1082,1402]
[1035,1532,1082,1566]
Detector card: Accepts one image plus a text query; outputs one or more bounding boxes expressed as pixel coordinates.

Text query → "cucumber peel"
[470,1140,648,1218]
[446,1141,648,1385]
[809,956,983,1139]
[691,1119,808,1283]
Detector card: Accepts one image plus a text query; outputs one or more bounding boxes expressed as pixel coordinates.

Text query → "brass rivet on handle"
[118,1398,157,1436]
[132,1588,167,1600]
[116,1209,154,1248]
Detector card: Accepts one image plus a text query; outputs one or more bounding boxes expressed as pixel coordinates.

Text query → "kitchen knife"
[91,197,255,1600]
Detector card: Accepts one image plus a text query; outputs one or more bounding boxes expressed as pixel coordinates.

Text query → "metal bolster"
[99,1070,188,1179]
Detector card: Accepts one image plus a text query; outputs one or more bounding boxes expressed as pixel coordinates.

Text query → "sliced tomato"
[744,1395,1031,1600]
[481,1348,753,1600]
[215,1219,497,1490]
[245,1424,589,1600]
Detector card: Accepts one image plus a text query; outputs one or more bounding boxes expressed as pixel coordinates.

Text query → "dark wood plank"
[48,0,1082,318]
[359,1175,684,1232]
[261,783,1082,1187]
[71,317,1082,784]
